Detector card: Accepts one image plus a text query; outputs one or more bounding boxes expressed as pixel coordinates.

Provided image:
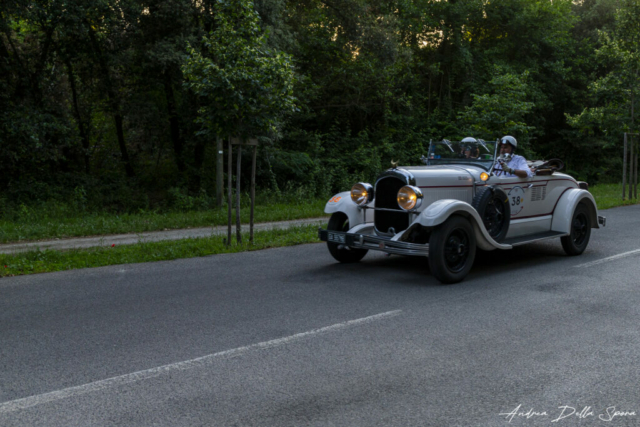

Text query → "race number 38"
[508,186,525,216]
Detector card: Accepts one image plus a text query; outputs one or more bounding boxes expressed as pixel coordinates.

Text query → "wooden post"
[623,133,627,200]
[250,145,257,243]
[633,86,636,198]
[216,137,223,208]
[236,144,242,243]
[633,134,640,199]
[629,134,634,200]
[229,137,258,244]
[227,137,232,245]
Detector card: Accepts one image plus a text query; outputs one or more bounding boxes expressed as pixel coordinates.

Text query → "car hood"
[379,165,484,187]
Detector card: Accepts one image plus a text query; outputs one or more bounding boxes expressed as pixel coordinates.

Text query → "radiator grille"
[374,177,409,234]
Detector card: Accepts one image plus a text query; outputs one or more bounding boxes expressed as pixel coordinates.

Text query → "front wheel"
[327,212,368,263]
[561,203,591,255]
[428,215,477,284]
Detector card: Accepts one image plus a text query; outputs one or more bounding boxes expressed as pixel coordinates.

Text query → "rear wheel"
[327,212,368,263]
[561,203,591,255]
[428,216,476,284]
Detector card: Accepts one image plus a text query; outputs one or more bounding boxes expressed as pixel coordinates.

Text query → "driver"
[493,136,532,178]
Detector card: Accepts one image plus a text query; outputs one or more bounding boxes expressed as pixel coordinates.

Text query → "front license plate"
[327,232,346,244]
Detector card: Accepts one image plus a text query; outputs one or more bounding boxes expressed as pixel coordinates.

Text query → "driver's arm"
[503,157,533,178]
[507,168,529,178]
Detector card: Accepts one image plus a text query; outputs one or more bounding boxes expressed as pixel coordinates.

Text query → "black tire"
[327,212,368,263]
[561,203,591,255]
[472,186,510,242]
[428,215,477,284]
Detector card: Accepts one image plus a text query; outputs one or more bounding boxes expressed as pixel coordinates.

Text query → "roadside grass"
[0,198,327,243]
[590,183,639,210]
[0,225,319,277]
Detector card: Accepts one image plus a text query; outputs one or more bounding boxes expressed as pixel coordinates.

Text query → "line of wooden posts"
[215,136,259,245]
[623,132,639,200]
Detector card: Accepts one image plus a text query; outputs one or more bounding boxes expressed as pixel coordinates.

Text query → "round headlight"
[397,185,423,211]
[351,182,374,206]
[480,172,489,181]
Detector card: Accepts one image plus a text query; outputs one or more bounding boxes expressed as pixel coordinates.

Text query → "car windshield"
[425,139,496,170]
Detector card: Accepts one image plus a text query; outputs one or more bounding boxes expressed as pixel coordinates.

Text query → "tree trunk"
[216,137,223,208]
[86,22,135,178]
[32,25,56,105]
[65,59,91,173]
[428,74,432,117]
[250,145,256,243]
[192,139,206,191]
[632,77,636,198]
[163,70,185,174]
[114,114,134,177]
[227,138,232,245]
[623,133,627,200]
[236,145,242,244]
[3,29,30,100]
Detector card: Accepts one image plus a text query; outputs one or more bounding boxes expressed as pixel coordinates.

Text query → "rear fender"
[551,189,599,233]
[405,199,511,250]
[324,191,371,228]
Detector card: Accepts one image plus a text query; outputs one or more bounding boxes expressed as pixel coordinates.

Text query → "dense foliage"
[0,0,638,211]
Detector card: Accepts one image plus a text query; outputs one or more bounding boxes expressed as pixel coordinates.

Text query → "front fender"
[407,199,511,251]
[551,189,599,233]
[324,191,371,228]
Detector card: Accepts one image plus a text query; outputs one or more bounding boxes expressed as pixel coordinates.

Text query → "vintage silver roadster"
[318,138,606,284]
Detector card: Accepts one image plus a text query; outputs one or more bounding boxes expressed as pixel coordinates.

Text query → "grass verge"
[0,199,327,243]
[0,225,320,278]
[590,183,639,210]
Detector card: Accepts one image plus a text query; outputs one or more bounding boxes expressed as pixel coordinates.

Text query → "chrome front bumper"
[318,228,428,256]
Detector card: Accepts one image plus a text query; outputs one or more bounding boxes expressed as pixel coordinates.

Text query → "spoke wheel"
[443,229,470,273]
[561,203,592,256]
[429,215,476,284]
[571,213,588,246]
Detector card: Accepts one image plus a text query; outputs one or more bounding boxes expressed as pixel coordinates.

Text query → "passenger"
[494,136,532,178]
[460,137,477,159]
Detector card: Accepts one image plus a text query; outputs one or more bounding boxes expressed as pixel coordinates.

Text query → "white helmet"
[461,137,477,143]
[500,135,517,149]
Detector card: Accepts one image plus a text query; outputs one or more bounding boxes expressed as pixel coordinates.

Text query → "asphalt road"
[1,205,640,426]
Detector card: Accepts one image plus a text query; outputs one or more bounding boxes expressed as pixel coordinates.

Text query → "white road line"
[574,249,640,268]
[0,310,402,414]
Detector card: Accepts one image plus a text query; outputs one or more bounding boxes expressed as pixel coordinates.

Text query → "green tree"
[567,0,640,179]
[182,0,296,140]
[568,0,639,135]
[457,69,535,153]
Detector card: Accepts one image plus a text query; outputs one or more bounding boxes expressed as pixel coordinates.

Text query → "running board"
[502,231,568,247]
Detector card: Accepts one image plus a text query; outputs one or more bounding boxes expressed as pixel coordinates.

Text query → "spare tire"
[472,186,510,242]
